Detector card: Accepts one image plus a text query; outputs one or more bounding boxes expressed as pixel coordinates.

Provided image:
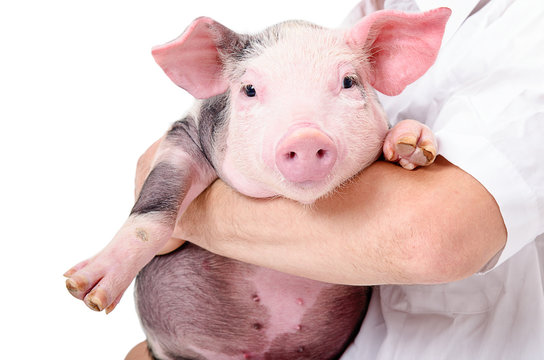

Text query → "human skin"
[127,143,506,359]
[126,341,150,360]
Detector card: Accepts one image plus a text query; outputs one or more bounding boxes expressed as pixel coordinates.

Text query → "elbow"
[365,157,507,285]
[395,216,503,285]
[401,239,480,285]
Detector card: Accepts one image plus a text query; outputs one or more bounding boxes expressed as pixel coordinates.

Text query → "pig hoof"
[65,277,88,297]
[396,139,436,169]
[85,290,106,312]
[64,253,135,313]
[421,143,437,162]
[383,119,437,170]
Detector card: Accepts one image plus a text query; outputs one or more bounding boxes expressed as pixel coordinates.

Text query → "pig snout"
[275,127,337,183]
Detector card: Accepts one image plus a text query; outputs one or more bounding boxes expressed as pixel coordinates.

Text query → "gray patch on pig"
[130,162,188,219]
[231,38,263,61]
[166,116,204,159]
[136,243,270,358]
[197,93,230,171]
[136,243,369,359]
[208,20,264,76]
[131,116,210,218]
[211,22,254,63]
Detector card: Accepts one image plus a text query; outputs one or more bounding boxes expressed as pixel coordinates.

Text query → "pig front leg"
[64,117,217,313]
[383,119,438,170]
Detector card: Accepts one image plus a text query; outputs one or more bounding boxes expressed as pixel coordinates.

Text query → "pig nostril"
[288,151,297,160]
[316,149,326,158]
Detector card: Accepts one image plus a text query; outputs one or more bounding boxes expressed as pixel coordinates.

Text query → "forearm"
[174,156,506,285]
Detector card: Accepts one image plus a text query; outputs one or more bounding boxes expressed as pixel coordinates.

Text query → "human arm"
[169,155,506,286]
[125,341,151,360]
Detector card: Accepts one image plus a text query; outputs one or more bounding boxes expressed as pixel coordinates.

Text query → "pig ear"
[152,17,234,99]
[347,8,451,96]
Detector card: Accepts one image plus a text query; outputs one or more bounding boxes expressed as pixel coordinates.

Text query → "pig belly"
[135,243,370,360]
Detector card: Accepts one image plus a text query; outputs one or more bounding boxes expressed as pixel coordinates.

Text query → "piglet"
[65,8,450,359]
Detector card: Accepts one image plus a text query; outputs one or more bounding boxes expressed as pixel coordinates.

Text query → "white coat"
[341,0,544,358]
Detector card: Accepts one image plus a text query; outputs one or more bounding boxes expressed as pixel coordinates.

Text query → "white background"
[0,1,359,359]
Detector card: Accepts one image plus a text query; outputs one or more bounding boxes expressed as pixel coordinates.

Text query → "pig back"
[135,243,370,360]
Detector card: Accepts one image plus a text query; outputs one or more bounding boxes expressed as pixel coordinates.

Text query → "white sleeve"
[433,65,544,271]
[340,0,385,27]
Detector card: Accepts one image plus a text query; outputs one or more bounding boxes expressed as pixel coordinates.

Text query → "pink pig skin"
[66,8,450,359]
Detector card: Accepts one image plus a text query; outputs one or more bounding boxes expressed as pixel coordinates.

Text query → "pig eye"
[342,76,356,89]
[244,84,257,97]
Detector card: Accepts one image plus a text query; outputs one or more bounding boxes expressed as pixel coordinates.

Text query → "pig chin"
[278,177,344,204]
[284,188,333,205]
[235,177,339,205]
[220,161,336,204]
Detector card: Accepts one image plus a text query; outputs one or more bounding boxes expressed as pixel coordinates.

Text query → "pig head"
[152,8,451,204]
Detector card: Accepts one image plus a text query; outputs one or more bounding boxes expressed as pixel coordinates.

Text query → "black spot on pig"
[210,21,248,62]
[131,115,211,219]
[130,162,189,218]
[198,93,230,170]
[166,116,202,158]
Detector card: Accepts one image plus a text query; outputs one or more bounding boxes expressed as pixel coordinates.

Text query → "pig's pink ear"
[347,8,451,96]
[152,17,232,99]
